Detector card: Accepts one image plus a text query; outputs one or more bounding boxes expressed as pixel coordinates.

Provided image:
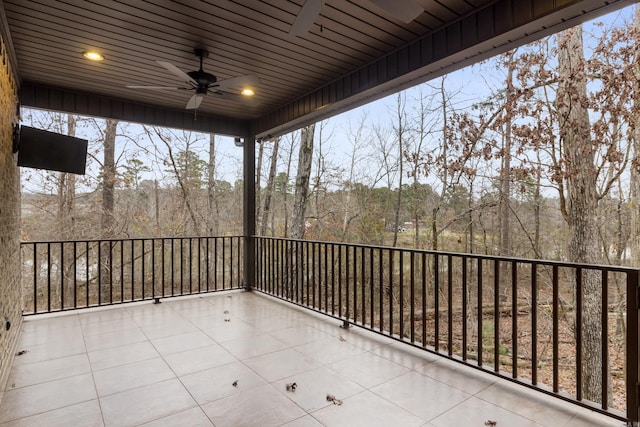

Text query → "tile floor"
[0,291,625,426]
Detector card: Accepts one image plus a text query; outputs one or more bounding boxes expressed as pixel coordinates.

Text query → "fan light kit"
[126,48,259,110]
[82,51,104,61]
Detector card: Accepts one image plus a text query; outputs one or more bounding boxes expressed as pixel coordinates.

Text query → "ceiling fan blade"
[213,91,260,107]
[186,94,205,110]
[215,75,259,90]
[369,0,423,23]
[126,85,186,90]
[290,0,322,36]
[156,61,197,85]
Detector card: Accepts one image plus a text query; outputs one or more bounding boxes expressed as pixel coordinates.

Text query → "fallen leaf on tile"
[484,421,497,426]
[339,336,346,342]
[326,393,343,405]
[286,382,297,392]
[232,380,238,387]
[15,350,28,356]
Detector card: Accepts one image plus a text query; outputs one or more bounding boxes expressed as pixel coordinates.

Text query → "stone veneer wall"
[0,33,22,399]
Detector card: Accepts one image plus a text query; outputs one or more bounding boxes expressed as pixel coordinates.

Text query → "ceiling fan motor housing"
[188,70,217,87]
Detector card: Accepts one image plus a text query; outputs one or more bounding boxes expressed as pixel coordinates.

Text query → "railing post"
[242,131,256,291]
[627,269,640,424]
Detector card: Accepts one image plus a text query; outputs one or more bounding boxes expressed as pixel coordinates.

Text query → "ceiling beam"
[20,82,251,136]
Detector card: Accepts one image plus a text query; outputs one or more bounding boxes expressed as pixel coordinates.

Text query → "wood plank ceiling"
[1,0,635,138]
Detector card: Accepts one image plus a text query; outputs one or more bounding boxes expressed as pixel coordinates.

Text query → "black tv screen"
[17,126,88,175]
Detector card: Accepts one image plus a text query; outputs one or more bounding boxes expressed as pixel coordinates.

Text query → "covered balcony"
[1,1,639,426]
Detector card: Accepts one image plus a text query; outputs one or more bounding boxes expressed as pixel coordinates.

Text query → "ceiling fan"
[126,49,259,110]
[290,0,424,36]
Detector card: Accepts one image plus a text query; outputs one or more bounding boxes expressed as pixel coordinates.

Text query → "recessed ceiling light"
[82,51,104,61]
[241,88,255,96]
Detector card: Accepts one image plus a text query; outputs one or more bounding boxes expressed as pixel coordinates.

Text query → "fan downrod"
[194,48,209,60]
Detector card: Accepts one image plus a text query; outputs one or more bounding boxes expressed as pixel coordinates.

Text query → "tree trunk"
[58,114,77,239]
[392,93,405,248]
[630,8,640,265]
[290,125,315,239]
[255,138,265,231]
[261,137,280,236]
[207,134,219,236]
[101,119,118,238]
[557,26,603,403]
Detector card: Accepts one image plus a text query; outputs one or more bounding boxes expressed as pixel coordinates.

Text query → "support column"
[243,131,256,290]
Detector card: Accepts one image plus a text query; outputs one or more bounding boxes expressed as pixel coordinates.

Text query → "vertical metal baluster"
[477,259,483,367]
[230,236,234,289]
[188,238,193,294]
[326,243,330,312]
[214,238,218,291]
[33,244,37,313]
[73,241,77,309]
[303,241,308,305]
[552,264,558,392]
[60,243,64,310]
[462,256,467,361]
[389,250,394,337]
[360,246,367,325]
[379,249,384,333]
[312,242,316,308]
[512,261,518,378]
[399,251,404,340]
[332,244,336,315]
[206,238,210,292]
[119,240,124,302]
[162,239,166,298]
[338,245,343,318]
[131,239,135,300]
[353,246,357,324]
[97,241,100,307]
[576,267,583,400]
[222,237,226,290]
[422,252,427,348]
[447,255,453,356]
[152,239,156,299]
[601,270,608,410]
[369,247,374,327]
[345,245,350,321]
[434,254,439,352]
[198,238,201,293]
[494,259,500,373]
[410,251,415,343]
[532,262,538,385]
[625,269,639,423]
[171,239,175,296]
[86,242,89,307]
[109,240,113,304]
[142,240,146,299]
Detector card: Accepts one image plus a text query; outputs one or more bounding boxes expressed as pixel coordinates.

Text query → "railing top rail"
[20,235,244,245]
[254,235,640,273]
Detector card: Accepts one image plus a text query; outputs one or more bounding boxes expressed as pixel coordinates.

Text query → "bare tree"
[101,119,118,238]
[290,124,315,239]
[260,137,280,236]
[557,25,603,403]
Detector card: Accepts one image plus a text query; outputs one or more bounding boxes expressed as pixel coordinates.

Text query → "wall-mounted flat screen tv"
[17,126,88,175]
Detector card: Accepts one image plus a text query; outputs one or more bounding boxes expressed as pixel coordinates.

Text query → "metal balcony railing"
[21,236,244,314]
[19,235,640,423]
[254,236,640,424]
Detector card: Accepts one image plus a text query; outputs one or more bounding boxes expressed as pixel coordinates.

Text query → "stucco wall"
[0,34,22,398]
